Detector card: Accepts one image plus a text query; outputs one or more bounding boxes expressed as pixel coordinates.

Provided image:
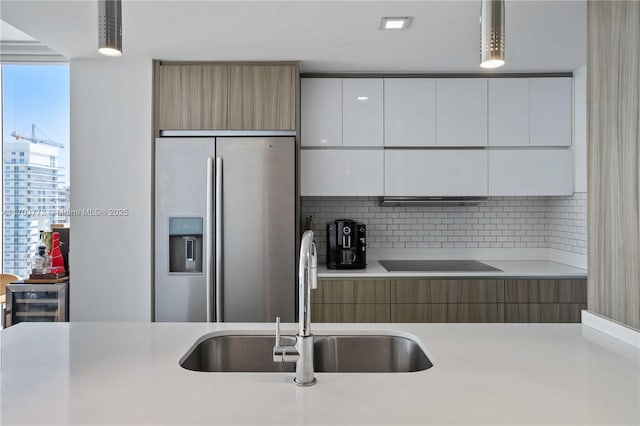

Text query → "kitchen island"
[1,321,638,425]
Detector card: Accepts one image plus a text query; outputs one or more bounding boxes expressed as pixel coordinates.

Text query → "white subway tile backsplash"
[302,193,587,262]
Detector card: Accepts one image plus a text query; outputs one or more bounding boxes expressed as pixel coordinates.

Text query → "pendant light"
[480,0,505,69]
[97,0,122,56]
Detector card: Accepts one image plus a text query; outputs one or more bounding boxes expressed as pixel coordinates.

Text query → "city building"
[3,138,67,277]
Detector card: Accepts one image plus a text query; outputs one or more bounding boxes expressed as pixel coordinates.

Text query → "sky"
[2,64,70,185]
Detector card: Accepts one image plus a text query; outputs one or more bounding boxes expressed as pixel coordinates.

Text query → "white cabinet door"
[436,79,487,146]
[530,78,572,146]
[488,149,573,196]
[384,78,436,147]
[343,79,383,147]
[301,150,383,196]
[385,150,488,196]
[301,78,342,147]
[488,78,530,146]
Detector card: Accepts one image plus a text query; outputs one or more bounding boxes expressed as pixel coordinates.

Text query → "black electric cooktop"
[378,260,502,272]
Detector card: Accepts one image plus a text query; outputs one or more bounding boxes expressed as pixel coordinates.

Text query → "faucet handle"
[310,242,318,290]
[275,316,281,346]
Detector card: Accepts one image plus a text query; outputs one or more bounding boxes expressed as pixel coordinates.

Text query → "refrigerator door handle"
[215,156,223,322]
[206,157,214,322]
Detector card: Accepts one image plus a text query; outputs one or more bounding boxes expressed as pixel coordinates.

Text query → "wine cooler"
[4,283,68,327]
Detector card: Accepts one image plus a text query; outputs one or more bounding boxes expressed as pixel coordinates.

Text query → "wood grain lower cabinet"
[312,279,389,304]
[389,278,503,322]
[504,279,587,303]
[312,304,390,323]
[504,279,587,323]
[391,303,503,323]
[311,280,390,322]
[313,278,586,323]
[505,303,586,323]
[391,279,503,303]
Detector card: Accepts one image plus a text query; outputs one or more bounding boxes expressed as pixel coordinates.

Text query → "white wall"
[574,65,587,193]
[70,58,152,321]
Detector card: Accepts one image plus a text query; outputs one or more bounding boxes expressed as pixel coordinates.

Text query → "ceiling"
[1,20,34,41]
[0,0,586,73]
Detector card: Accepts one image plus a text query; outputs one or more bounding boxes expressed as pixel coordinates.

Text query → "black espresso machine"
[327,219,366,269]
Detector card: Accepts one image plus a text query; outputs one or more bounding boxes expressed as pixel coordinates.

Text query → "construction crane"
[10,124,65,149]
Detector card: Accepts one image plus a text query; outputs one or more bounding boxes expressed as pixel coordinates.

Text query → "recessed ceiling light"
[380,17,412,31]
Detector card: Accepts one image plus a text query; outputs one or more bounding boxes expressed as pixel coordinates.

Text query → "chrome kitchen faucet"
[273,230,318,386]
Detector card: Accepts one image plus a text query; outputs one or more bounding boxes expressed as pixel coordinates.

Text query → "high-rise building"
[3,140,67,277]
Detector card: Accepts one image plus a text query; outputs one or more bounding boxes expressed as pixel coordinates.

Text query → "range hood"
[379,197,489,206]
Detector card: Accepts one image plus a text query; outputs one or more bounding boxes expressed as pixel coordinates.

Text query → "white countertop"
[1,322,637,425]
[319,260,587,279]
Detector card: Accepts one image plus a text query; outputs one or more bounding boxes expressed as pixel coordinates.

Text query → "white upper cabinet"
[342,79,384,147]
[530,77,572,146]
[436,79,487,146]
[301,149,383,196]
[301,78,342,147]
[488,79,530,146]
[488,149,573,196]
[385,150,488,196]
[384,78,436,147]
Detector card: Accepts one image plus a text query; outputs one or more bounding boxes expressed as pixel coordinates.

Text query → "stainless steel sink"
[313,335,432,372]
[180,335,296,373]
[180,334,433,373]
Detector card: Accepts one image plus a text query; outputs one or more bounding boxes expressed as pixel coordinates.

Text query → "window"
[1,64,70,278]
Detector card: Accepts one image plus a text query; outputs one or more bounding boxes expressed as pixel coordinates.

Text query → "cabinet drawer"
[312,280,390,304]
[391,304,503,323]
[312,304,390,323]
[504,279,587,303]
[391,279,504,303]
[505,303,585,323]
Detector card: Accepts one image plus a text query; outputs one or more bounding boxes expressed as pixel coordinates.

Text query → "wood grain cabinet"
[155,63,297,131]
[156,64,228,130]
[391,303,504,323]
[228,65,297,130]
[313,278,586,323]
[312,280,390,323]
[391,279,504,323]
[504,279,587,323]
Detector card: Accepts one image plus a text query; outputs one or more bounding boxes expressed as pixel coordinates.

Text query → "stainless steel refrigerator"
[154,137,295,322]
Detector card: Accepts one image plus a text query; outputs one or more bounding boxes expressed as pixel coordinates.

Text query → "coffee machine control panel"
[327,219,366,269]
